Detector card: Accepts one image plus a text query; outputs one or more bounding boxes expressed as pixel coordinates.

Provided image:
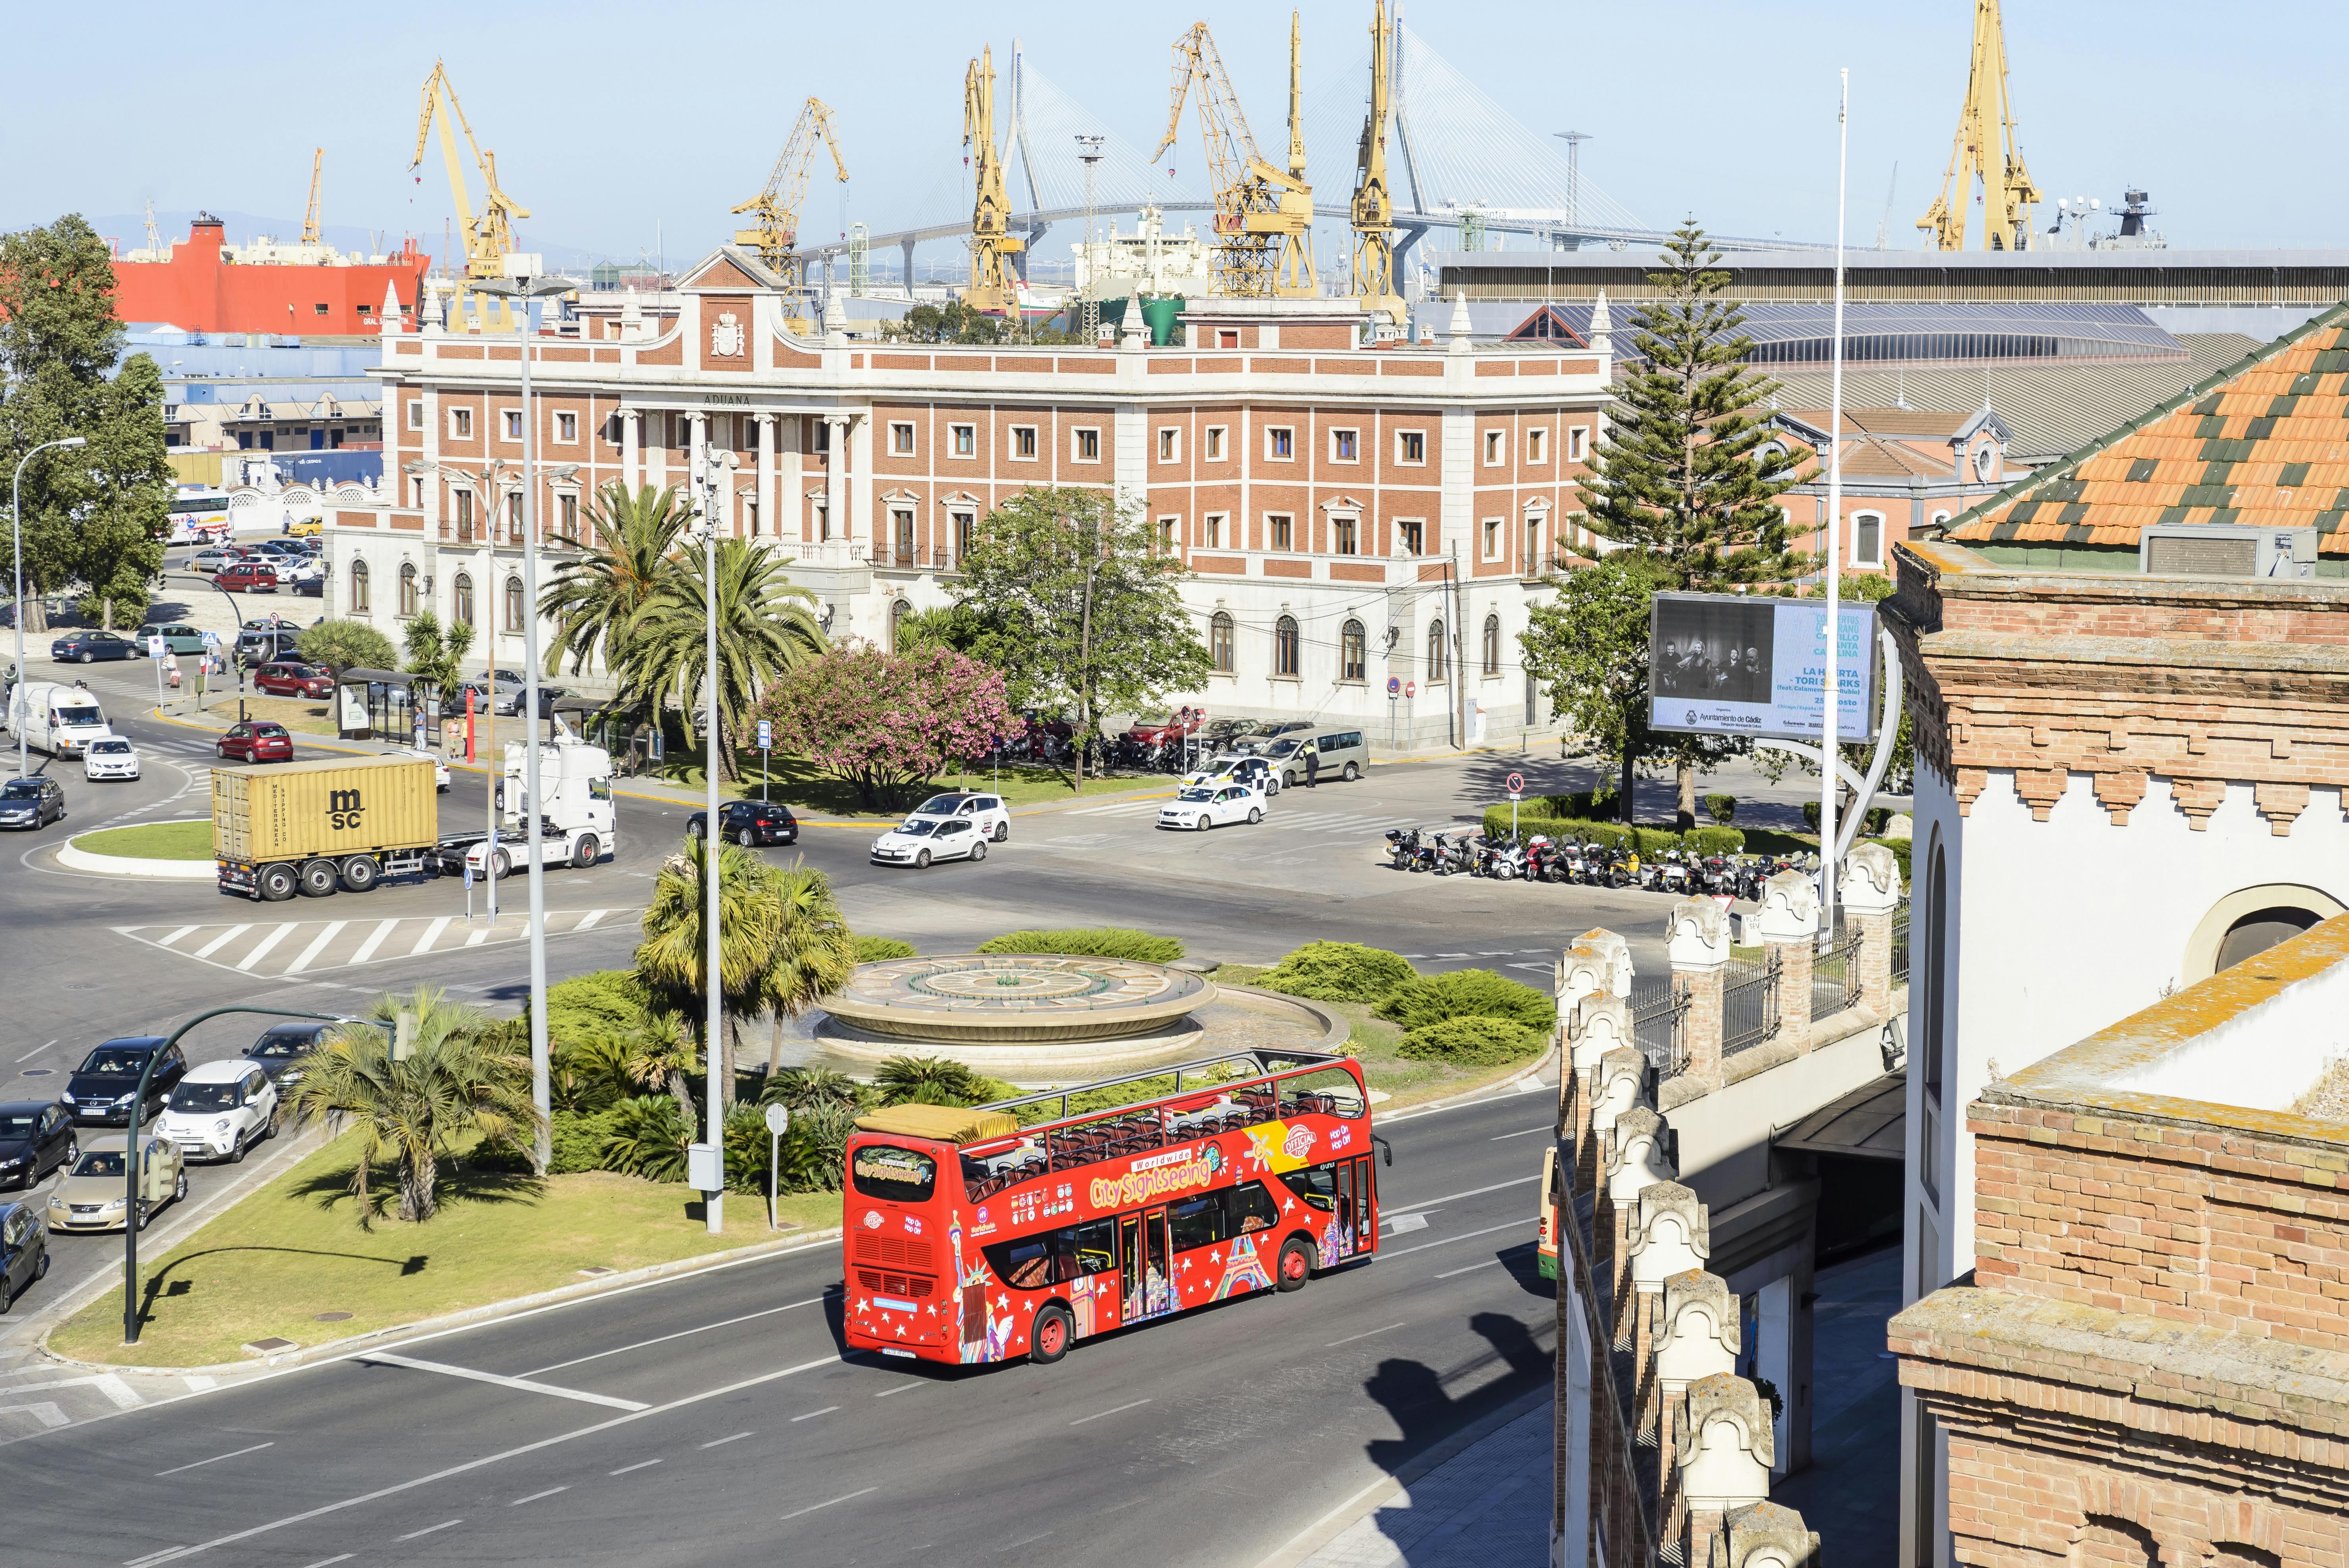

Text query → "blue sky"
[13,0,2345,267]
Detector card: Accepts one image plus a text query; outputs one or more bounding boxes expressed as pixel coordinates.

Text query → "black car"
[0,1102,75,1190]
[0,1202,47,1313]
[243,1020,337,1087]
[687,800,800,847]
[65,1038,187,1126]
[294,574,323,598]
[0,778,65,831]
[49,630,137,664]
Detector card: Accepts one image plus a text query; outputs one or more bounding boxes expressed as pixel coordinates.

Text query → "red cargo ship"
[113,214,428,336]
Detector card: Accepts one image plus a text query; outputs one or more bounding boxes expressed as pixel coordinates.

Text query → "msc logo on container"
[328,787,365,831]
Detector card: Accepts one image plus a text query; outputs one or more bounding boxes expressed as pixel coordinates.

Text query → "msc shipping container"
[212,755,438,900]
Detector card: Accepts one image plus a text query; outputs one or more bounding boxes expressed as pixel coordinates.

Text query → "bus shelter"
[330,668,431,743]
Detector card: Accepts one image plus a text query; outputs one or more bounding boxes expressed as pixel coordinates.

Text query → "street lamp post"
[693,446,735,1234]
[12,436,89,777]
[474,260,573,1176]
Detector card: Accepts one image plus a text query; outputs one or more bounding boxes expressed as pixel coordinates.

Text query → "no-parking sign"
[1386,677,1401,696]
[1506,771,1525,801]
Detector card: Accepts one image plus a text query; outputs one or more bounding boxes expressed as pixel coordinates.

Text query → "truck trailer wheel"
[338,854,380,892]
[297,859,339,897]
[258,863,299,902]
[490,849,511,879]
[571,834,600,870]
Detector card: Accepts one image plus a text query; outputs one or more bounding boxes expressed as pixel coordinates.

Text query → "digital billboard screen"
[1647,592,1879,742]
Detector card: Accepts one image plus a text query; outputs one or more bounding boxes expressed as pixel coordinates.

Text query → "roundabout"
[815,953,1220,1076]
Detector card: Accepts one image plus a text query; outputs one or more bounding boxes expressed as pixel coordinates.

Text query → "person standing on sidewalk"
[1303,742,1320,791]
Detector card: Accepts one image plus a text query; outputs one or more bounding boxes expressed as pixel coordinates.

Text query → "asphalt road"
[6,1078,1560,1568]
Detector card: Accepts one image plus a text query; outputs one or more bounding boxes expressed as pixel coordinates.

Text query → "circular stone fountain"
[815,954,1219,1078]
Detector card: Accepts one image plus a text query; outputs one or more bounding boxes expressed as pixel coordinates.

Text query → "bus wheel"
[1276,1237,1316,1291]
[1030,1303,1073,1365]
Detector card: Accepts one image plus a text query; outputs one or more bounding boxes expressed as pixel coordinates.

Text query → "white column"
[688,412,708,521]
[756,415,776,540]
[621,409,640,494]
[824,414,849,549]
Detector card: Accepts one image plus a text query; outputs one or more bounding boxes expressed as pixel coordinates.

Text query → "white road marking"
[873,1380,924,1398]
[295,1557,352,1568]
[790,1406,839,1422]
[1069,1398,1152,1426]
[235,922,297,972]
[124,1549,191,1568]
[1381,1175,1540,1216]
[154,926,200,948]
[1324,1322,1407,1348]
[608,1458,662,1475]
[347,919,400,966]
[1381,1217,1538,1259]
[1384,1213,1429,1234]
[409,915,452,955]
[395,1520,462,1541]
[508,1487,568,1506]
[12,1041,55,1063]
[575,908,607,930]
[1506,962,1552,973]
[1489,1126,1551,1141]
[154,1440,274,1477]
[0,1402,67,1429]
[521,1295,826,1377]
[780,1487,878,1522]
[700,1431,753,1449]
[1434,1259,1508,1279]
[93,1374,144,1409]
[191,924,253,960]
[283,921,347,975]
[357,1351,649,1411]
[182,1376,216,1393]
[465,927,490,946]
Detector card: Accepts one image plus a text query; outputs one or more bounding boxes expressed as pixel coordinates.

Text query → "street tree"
[297,618,399,674]
[0,216,172,631]
[758,865,859,1076]
[1574,219,1812,825]
[1519,552,1687,821]
[633,838,786,1117]
[539,480,690,676]
[757,641,1016,812]
[950,486,1210,786]
[401,609,473,709]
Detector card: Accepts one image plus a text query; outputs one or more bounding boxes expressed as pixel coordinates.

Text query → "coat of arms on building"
[711,312,745,358]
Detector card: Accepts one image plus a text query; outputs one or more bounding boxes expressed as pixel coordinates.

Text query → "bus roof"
[853,1105,1021,1143]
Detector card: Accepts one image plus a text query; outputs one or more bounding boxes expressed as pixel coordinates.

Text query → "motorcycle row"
[1382,827,1814,897]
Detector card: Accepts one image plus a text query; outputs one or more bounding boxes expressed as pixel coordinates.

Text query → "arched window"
[889,596,913,652]
[349,559,371,613]
[398,562,419,617]
[1426,619,1448,681]
[1340,619,1366,682]
[1274,615,1301,677]
[504,576,525,633]
[452,571,474,627]
[1851,511,1885,568]
[1210,611,1235,673]
[1482,613,1501,675]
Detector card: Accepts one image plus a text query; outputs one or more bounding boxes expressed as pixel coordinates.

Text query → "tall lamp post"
[474,258,574,1175]
[691,444,737,1234]
[13,435,88,777]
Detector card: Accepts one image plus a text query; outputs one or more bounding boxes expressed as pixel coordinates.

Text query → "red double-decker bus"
[843,1049,1385,1366]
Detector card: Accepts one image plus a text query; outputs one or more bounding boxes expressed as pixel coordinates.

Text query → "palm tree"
[621,1009,699,1132]
[402,610,474,710]
[539,481,691,678]
[281,988,540,1224]
[760,864,860,1077]
[633,839,784,1117]
[614,538,825,782]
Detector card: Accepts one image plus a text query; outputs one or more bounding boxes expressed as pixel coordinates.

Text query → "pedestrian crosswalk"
[1057,797,1427,839]
[110,908,620,980]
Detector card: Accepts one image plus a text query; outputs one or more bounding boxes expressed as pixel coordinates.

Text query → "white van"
[7,681,112,758]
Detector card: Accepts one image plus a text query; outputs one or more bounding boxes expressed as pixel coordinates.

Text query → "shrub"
[1802,799,1822,832]
[1706,793,1737,825]
[976,927,1184,962]
[549,1034,635,1114]
[543,970,652,1042]
[853,935,917,963]
[1684,826,1745,856]
[296,617,398,674]
[1376,968,1555,1035]
[874,1055,990,1106]
[1256,941,1417,1004]
[761,1065,867,1112]
[722,1103,774,1193]
[601,1095,691,1181]
[1478,809,1741,857]
[1863,806,1892,837]
[548,1109,617,1174]
[1876,836,1912,885]
[780,1101,856,1193]
[1397,1015,1541,1067]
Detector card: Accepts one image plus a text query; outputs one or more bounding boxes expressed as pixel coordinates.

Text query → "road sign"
[756,719,772,750]
[764,1103,791,1135]
[1506,771,1525,794]
[1404,680,1417,698]
[1386,676,1401,695]
[147,636,166,660]
[201,630,220,646]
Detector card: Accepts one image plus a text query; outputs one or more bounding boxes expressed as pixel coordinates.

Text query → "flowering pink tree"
[757,642,1016,811]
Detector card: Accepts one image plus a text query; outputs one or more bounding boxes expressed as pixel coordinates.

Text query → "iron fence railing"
[1723,949,1781,1056]
[1891,905,1911,983]
[1632,975,1691,1076]
[1812,924,1864,1019]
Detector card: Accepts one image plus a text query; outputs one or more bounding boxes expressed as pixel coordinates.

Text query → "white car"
[383,745,452,791]
[1158,784,1265,831]
[898,791,1011,843]
[870,816,989,869]
[155,1058,278,1165]
[1179,754,1280,797]
[81,736,140,781]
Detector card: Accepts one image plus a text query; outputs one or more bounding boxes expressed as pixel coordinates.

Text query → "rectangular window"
[507,493,523,532]
[1330,428,1359,462]
[1011,425,1038,460]
[951,423,975,457]
[1072,427,1101,462]
[892,509,915,562]
[1266,426,1294,461]
[409,476,426,509]
[1483,519,1502,560]
[555,411,577,444]
[1525,428,1547,464]
[1269,513,1293,550]
[1333,517,1357,555]
[314,302,330,316]
[560,494,578,534]
[454,490,475,532]
[448,407,473,440]
[1158,427,1179,463]
[890,421,915,456]
[1526,519,1543,572]
[1483,430,1504,466]
[954,513,975,560]
[1568,424,1589,461]
[813,419,831,454]
[407,400,424,432]
[1168,1194,1223,1253]
[1205,426,1226,460]
[1204,513,1224,548]
[1853,512,1885,567]
[1216,328,1240,349]
[1397,519,1424,555]
[1396,429,1425,465]
[502,409,522,441]
[1158,516,1179,551]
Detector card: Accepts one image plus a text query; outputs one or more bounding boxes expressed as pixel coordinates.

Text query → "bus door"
[1121,1209,1174,1320]
[1353,1155,1376,1254]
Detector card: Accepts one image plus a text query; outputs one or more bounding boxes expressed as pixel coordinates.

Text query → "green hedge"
[976,927,1185,962]
[853,935,918,962]
[1376,968,1555,1034]
[1255,941,1417,1003]
[1397,1014,1542,1067]
[1479,807,1745,856]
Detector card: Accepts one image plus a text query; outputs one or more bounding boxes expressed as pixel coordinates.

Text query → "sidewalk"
[1276,1389,1553,1568]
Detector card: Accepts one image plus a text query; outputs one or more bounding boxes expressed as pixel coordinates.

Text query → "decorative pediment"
[1318,493,1367,515]
[676,247,785,293]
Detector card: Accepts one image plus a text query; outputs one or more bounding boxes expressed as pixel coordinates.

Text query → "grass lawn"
[73,819,212,860]
[647,752,1171,817]
[50,1132,844,1368]
[181,693,338,736]
[1212,967,1541,1111]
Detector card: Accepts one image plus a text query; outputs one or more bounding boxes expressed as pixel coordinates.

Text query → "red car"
[218,561,278,593]
[217,721,295,763]
[253,662,333,699]
[1127,706,1206,745]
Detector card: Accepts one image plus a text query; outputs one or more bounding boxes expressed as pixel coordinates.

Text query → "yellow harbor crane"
[732,97,848,293]
[1150,16,1315,299]
[963,45,1024,317]
[1917,0,2041,251]
[300,149,324,246]
[411,59,529,283]
[1349,0,1405,324]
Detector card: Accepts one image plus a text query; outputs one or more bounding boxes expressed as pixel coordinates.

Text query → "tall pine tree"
[1573,220,1811,826]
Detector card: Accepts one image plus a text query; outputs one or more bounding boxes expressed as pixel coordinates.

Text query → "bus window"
[1278,1067,1365,1120]
[985,1219,1118,1287]
[1280,1164,1340,1213]
[851,1144,936,1204]
[987,1236,1054,1290]
[1222,1180,1279,1235]
[1168,1195,1222,1252]
[1063,1217,1116,1279]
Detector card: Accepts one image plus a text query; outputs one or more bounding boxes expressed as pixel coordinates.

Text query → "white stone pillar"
[756,414,776,540]
[1757,869,1821,1049]
[618,409,639,496]
[824,413,849,549]
[688,412,708,519]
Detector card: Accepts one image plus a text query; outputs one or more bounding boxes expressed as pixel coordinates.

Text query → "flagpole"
[1821,68,1849,948]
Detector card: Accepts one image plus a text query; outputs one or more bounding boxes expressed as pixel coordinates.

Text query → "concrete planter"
[57,821,215,879]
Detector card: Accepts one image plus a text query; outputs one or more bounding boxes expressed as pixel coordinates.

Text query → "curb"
[57,822,215,879]
[36,1222,846,1379]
